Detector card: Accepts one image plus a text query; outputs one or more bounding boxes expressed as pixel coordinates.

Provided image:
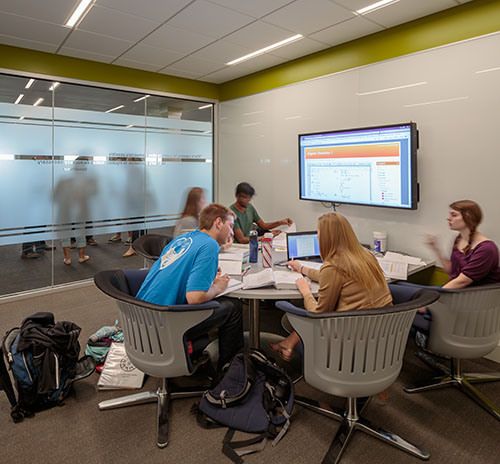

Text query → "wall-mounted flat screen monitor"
[299,122,418,209]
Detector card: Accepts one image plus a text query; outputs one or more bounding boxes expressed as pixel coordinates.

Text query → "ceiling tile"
[188,41,253,65]
[118,43,185,68]
[163,55,224,75]
[263,0,354,35]
[168,0,255,39]
[0,34,58,53]
[0,12,69,45]
[142,24,216,54]
[199,67,249,83]
[332,0,382,11]
[58,46,116,64]
[63,29,133,57]
[268,37,330,60]
[96,0,193,22]
[0,0,76,24]
[159,67,206,80]
[206,0,295,19]
[310,15,383,46]
[113,58,162,72]
[356,0,458,28]
[77,5,160,42]
[224,21,296,50]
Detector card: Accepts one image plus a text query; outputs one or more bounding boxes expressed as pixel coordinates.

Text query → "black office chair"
[94,269,219,448]
[132,234,171,262]
[276,284,440,463]
[398,282,500,421]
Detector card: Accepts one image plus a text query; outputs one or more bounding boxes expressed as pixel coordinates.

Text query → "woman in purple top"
[426,199,500,288]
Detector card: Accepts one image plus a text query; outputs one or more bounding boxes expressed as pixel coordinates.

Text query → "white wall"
[218,32,500,263]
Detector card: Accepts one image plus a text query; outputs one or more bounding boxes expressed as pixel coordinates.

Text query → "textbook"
[242,268,302,290]
[217,278,243,297]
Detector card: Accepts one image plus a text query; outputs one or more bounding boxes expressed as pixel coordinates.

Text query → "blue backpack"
[196,349,294,463]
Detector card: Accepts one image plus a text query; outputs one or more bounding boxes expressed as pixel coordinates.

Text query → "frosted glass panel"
[0,72,213,296]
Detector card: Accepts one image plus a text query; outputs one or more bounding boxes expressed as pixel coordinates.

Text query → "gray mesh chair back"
[276,284,439,463]
[132,234,171,262]
[94,269,219,448]
[401,283,500,422]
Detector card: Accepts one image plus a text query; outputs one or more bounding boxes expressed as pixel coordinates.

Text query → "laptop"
[286,231,322,263]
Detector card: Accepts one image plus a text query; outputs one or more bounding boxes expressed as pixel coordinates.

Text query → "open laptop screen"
[287,231,320,261]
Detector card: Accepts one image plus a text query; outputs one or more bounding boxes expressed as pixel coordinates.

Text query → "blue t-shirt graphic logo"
[160,236,192,270]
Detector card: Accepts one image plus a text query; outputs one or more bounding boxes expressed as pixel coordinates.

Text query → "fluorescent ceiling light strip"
[133,95,150,102]
[49,82,60,91]
[25,78,35,89]
[125,125,134,128]
[227,34,303,66]
[18,117,24,121]
[33,98,44,107]
[357,81,427,96]
[14,94,24,104]
[475,66,500,74]
[66,0,93,28]
[105,105,124,113]
[356,0,400,15]
[198,104,212,110]
[404,96,469,108]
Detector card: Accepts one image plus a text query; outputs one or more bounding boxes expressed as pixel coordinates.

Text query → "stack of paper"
[219,245,250,275]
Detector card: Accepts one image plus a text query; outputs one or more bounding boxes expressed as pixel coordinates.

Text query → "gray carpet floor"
[1,284,500,464]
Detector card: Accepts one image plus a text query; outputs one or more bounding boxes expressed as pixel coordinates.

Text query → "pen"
[242,266,251,277]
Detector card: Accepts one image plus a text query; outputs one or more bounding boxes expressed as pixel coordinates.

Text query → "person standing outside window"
[229,182,293,244]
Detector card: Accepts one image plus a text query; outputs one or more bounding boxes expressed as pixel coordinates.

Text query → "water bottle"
[261,233,273,268]
[249,225,258,263]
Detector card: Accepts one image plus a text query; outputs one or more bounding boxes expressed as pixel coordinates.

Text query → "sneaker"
[108,234,121,243]
[87,238,98,246]
[415,330,428,350]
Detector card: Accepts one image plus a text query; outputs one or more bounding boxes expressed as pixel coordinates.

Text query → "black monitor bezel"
[298,122,418,210]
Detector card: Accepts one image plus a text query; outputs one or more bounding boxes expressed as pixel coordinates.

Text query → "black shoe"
[21,252,41,259]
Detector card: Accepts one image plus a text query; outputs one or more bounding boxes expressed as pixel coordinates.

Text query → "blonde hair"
[318,212,386,289]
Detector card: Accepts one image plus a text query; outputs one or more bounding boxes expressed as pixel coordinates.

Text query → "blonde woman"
[271,212,392,361]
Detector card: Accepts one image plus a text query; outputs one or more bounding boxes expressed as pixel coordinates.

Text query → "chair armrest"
[164,301,221,312]
[275,301,309,316]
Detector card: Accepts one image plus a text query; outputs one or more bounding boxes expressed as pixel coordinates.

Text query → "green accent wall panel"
[219,0,500,101]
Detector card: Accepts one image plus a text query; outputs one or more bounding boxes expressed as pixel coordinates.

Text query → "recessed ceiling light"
[356,0,400,15]
[105,105,124,113]
[226,34,303,66]
[198,104,212,110]
[134,95,150,102]
[49,82,60,91]
[33,98,44,107]
[25,78,35,89]
[65,0,94,28]
[14,94,24,104]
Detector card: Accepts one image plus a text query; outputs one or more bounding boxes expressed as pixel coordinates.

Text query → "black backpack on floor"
[0,312,96,423]
[196,349,294,463]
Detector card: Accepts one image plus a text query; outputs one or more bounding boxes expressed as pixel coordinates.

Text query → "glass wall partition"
[0,72,214,296]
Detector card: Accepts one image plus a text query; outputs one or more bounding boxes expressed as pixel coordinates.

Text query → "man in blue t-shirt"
[137,203,243,369]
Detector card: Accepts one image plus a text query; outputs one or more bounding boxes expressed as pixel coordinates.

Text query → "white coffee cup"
[373,231,387,253]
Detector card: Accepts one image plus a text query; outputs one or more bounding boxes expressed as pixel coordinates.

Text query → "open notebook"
[242,268,302,290]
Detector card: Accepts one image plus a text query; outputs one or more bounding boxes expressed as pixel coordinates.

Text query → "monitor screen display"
[298,122,418,209]
[287,231,320,261]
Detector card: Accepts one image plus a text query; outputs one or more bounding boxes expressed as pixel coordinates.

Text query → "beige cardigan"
[302,261,392,313]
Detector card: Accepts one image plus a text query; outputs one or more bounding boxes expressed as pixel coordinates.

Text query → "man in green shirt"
[229,182,293,244]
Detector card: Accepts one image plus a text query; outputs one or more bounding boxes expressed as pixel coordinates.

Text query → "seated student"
[271,212,392,361]
[229,182,293,244]
[173,187,206,238]
[137,203,244,370]
[425,199,500,288]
